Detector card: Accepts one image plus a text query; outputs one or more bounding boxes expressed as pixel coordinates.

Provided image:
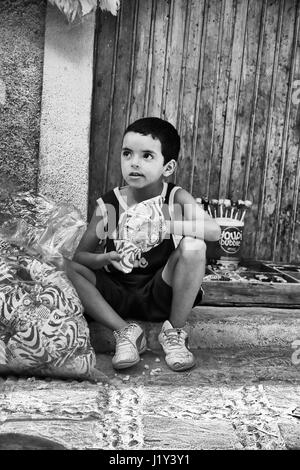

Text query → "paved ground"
[0,347,299,450]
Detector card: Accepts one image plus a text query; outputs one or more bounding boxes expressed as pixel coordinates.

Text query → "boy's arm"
[72,208,121,269]
[165,188,221,242]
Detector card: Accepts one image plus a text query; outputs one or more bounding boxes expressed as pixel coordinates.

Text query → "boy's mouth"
[129,172,144,177]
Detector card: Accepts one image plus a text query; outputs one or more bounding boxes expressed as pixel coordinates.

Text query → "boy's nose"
[131,156,140,168]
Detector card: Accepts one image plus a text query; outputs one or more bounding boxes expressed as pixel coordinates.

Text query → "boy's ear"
[163,159,177,177]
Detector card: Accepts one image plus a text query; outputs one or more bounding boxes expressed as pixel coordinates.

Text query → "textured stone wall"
[0,0,46,193]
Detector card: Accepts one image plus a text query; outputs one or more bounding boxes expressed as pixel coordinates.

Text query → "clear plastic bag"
[0,191,86,270]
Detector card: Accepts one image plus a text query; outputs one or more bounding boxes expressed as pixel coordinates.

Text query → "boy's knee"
[64,259,80,275]
[178,237,206,261]
[64,259,97,285]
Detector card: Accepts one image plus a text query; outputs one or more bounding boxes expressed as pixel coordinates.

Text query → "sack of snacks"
[0,191,105,382]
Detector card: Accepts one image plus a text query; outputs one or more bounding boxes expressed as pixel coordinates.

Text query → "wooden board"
[202,280,300,307]
[89,10,118,212]
[202,259,300,307]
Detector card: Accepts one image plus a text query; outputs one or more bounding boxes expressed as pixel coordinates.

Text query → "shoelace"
[164,329,186,350]
[114,324,137,348]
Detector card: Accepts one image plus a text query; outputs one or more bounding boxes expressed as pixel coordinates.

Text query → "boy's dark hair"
[124,117,180,164]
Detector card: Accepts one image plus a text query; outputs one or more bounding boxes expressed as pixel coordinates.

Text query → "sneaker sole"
[138,342,147,355]
[168,360,196,372]
[164,353,196,372]
[112,357,141,370]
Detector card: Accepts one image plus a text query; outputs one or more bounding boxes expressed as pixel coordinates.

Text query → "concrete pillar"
[38,3,96,221]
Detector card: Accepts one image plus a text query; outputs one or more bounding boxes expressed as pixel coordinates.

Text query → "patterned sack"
[0,191,105,382]
[0,250,104,382]
[115,195,167,273]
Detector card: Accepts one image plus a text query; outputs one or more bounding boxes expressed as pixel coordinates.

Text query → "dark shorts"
[88,267,203,322]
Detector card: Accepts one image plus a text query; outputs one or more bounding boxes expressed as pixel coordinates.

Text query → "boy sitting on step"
[65,117,221,372]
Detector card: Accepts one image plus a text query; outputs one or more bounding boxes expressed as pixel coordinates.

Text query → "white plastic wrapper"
[114,195,167,273]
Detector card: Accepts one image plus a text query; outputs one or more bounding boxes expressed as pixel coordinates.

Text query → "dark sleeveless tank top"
[96,182,182,284]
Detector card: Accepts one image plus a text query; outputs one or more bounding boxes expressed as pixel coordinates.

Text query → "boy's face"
[121,132,175,189]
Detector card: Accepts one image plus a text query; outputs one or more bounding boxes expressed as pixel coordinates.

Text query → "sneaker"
[112,322,147,370]
[158,320,195,371]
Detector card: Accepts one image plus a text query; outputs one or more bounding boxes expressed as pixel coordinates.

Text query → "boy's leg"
[64,260,128,331]
[64,260,147,369]
[157,237,206,371]
[161,237,206,328]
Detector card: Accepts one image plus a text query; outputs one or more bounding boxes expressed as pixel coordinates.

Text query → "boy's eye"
[143,153,153,160]
[122,151,131,158]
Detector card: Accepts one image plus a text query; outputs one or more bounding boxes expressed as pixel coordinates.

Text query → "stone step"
[1,348,299,450]
[89,305,300,353]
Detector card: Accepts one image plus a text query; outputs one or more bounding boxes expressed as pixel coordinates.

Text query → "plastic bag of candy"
[0,190,107,382]
[0,190,86,269]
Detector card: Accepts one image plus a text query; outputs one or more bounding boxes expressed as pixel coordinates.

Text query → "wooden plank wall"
[89,0,300,263]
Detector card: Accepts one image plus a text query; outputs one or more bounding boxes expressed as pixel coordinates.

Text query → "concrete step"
[89,305,300,353]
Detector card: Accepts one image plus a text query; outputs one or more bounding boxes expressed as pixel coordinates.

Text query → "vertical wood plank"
[245,0,279,258]
[231,0,265,258]
[177,0,206,192]
[219,0,249,197]
[148,0,171,117]
[255,0,285,259]
[209,0,236,199]
[162,0,187,185]
[125,0,139,128]
[272,0,298,261]
[89,11,118,218]
[163,0,186,127]
[176,0,192,136]
[243,0,267,198]
[188,0,208,194]
[288,0,300,262]
[241,0,268,257]
[106,0,137,191]
[144,0,157,116]
[172,0,191,185]
[192,0,223,198]
[161,0,176,122]
[290,139,300,262]
[204,0,226,198]
[291,152,300,262]
[128,0,153,122]
[229,0,263,201]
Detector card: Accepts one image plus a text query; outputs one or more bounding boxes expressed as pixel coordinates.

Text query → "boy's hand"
[108,251,123,271]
